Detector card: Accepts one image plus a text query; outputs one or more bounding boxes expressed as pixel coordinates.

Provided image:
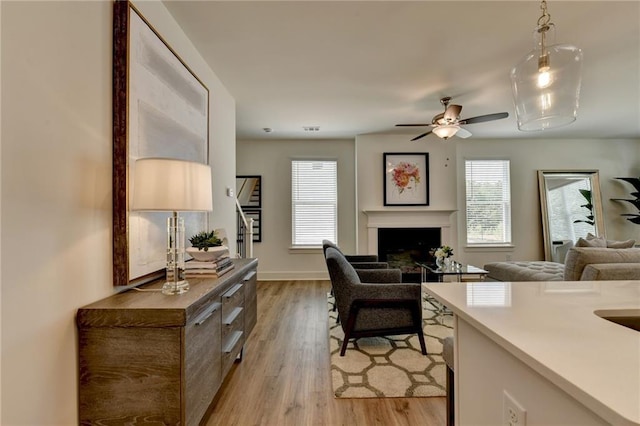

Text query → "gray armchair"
[325,247,427,357]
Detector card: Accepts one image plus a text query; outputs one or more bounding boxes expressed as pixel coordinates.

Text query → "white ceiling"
[163,1,640,141]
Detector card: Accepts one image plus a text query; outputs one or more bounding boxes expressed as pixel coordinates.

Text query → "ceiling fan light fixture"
[433,124,460,140]
[510,0,583,132]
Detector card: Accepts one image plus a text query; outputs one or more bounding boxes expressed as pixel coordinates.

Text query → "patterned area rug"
[328,293,453,398]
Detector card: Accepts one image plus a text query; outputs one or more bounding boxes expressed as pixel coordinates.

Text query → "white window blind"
[291,160,337,246]
[465,160,511,245]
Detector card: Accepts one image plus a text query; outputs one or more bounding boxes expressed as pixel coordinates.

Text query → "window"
[291,160,337,246]
[465,160,511,245]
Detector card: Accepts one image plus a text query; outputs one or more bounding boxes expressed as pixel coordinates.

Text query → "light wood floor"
[205,280,446,426]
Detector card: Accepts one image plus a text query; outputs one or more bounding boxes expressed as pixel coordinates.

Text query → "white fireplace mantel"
[362,209,457,255]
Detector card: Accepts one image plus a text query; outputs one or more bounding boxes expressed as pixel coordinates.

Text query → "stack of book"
[185,247,235,278]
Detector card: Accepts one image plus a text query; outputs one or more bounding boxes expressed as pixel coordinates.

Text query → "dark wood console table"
[77,258,258,425]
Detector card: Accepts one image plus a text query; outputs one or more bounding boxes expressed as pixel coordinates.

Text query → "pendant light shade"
[510,2,583,131]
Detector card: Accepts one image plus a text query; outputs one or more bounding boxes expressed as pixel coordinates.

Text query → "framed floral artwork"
[383,153,429,206]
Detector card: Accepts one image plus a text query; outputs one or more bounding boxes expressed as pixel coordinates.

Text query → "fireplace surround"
[363,209,456,282]
[378,227,441,282]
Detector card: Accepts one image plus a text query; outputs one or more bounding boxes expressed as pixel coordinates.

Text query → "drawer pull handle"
[243,271,256,281]
[194,302,221,325]
[222,331,243,353]
[223,307,243,325]
[223,283,243,299]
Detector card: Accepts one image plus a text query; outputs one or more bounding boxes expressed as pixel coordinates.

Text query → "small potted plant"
[187,230,226,261]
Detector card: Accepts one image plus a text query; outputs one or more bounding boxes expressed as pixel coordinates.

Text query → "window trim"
[464,158,512,247]
[291,158,338,247]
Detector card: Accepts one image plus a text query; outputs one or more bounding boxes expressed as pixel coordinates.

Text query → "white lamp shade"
[433,125,460,139]
[131,158,213,212]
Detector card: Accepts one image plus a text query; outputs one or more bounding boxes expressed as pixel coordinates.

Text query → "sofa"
[484,247,640,282]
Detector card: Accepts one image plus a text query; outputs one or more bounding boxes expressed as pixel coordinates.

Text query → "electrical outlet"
[503,391,526,426]
[506,254,512,261]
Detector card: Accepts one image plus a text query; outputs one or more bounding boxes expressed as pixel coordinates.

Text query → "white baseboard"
[257,270,329,281]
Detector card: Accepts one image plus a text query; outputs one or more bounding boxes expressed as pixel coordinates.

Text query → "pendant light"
[510,0,583,131]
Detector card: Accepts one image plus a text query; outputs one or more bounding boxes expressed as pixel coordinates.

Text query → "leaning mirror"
[538,170,605,262]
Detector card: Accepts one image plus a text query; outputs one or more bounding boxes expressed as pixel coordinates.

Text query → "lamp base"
[162,279,190,295]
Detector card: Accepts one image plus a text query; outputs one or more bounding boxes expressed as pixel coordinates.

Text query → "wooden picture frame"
[383,153,429,206]
[113,1,209,287]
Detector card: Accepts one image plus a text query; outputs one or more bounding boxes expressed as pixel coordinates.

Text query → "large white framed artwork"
[113,1,209,287]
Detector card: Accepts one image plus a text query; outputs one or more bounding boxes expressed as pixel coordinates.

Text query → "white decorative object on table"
[433,245,454,269]
[186,245,228,262]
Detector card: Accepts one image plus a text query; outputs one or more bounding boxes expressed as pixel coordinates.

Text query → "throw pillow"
[588,232,637,248]
[576,235,607,247]
[606,239,636,249]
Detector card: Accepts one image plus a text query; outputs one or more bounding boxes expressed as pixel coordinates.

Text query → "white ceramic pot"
[186,246,227,262]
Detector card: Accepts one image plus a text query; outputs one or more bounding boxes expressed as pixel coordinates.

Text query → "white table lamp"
[132,158,213,295]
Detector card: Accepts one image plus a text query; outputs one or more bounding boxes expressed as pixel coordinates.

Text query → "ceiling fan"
[396,97,509,141]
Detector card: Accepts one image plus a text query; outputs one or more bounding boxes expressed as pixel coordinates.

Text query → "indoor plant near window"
[573,189,595,226]
[611,177,640,225]
[187,230,226,261]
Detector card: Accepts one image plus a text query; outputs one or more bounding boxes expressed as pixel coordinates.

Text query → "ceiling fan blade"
[396,123,430,127]
[444,104,462,121]
[456,128,472,139]
[459,112,509,125]
[411,130,432,141]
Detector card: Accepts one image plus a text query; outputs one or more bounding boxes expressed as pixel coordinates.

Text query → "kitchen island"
[422,280,640,426]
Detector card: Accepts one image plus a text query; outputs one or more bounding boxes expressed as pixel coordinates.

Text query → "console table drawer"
[221,330,244,376]
[222,283,244,308]
[185,302,222,425]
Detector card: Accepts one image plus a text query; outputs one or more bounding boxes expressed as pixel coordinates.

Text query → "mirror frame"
[538,170,605,262]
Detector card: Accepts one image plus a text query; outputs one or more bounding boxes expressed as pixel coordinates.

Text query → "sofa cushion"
[564,247,640,280]
[484,261,564,281]
[581,263,640,280]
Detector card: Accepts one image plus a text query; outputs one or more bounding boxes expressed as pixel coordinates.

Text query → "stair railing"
[235,197,254,258]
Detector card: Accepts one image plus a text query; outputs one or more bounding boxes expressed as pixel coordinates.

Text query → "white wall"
[0,1,236,423]
[355,134,459,254]
[237,139,355,280]
[456,138,640,268]
[238,135,639,278]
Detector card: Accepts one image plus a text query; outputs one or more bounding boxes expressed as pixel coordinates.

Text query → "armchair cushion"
[355,268,402,283]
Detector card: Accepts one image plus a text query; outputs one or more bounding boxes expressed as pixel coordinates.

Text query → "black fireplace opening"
[378,227,441,283]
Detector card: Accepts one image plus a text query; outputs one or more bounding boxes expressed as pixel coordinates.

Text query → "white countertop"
[422,280,640,426]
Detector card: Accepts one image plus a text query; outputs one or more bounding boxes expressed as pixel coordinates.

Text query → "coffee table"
[417,262,488,283]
